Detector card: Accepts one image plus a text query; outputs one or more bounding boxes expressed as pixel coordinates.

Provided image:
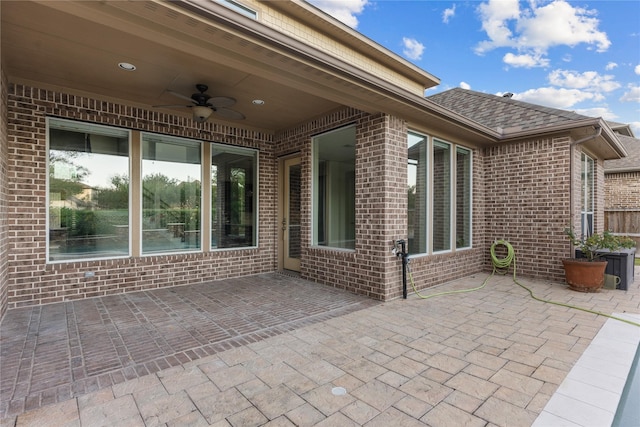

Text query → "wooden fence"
[605,209,640,250]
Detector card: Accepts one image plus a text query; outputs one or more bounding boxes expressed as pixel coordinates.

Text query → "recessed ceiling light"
[118,62,136,71]
[252,99,265,105]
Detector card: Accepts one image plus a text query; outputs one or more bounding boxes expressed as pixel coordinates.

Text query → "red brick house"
[0,0,629,319]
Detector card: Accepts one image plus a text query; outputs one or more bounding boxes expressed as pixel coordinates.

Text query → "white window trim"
[311,125,357,252]
[408,130,474,257]
[46,117,132,264]
[209,143,260,252]
[455,146,473,251]
[581,153,595,238]
[431,138,453,254]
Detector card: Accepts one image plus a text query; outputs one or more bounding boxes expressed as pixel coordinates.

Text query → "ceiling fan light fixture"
[192,105,213,123]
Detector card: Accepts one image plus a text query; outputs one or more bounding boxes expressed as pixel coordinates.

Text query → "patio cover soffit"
[1,0,498,142]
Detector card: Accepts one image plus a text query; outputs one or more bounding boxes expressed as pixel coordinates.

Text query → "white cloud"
[548,70,620,92]
[402,37,425,61]
[443,5,456,23]
[635,64,640,75]
[459,81,471,90]
[503,52,549,68]
[574,107,617,120]
[620,85,640,103]
[513,87,598,109]
[516,1,610,52]
[605,62,618,71]
[628,122,640,136]
[475,0,610,68]
[307,0,368,28]
[475,0,520,53]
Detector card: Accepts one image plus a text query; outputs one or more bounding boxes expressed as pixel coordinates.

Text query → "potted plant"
[563,228,635,292]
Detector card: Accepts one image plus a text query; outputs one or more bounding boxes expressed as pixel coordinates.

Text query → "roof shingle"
[605,134,640,172]
[427,88,591,133]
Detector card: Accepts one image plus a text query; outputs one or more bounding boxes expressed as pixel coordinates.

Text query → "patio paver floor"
[1,269,638,426]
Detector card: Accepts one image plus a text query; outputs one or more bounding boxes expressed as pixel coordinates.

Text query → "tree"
[95,174,129,209]
[49,150,89,198]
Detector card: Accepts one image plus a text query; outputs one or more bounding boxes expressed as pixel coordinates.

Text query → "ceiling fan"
[155,84,245,122]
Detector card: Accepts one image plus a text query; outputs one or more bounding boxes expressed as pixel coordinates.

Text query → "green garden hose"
[408,240,640,328]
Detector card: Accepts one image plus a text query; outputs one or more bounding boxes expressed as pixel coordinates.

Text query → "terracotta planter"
[562,259,607,292]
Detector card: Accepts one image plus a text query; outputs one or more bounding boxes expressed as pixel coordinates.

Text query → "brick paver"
[1,270,638,426]
[0,273,377,420]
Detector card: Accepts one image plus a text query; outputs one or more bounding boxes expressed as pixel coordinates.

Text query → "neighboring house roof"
[607,121,635,137]
[604,134,640,173]
[427,88,627,160]
[428,88,591,133]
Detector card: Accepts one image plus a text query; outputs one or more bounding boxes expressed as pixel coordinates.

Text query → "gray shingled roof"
[427,88,592,133]
[604,134,640,172]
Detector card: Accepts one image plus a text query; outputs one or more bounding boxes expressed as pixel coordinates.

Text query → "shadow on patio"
[1,270,639,426]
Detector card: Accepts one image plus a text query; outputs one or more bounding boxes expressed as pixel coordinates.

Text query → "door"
[282,157,301,271]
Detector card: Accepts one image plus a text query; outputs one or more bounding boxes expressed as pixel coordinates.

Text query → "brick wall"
[274,109,408,300]
[274,112,490,300]
[0,69,8,319]
[405,145,486,294]
[483,137,574,282]
[5,82,592,308]
[605,171,640,246]
[605,172,640,209]
[6,84,277,308]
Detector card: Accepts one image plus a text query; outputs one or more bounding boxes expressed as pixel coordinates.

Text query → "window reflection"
[142,134,201,253]
[433,140,451,252]
[48,119,130,261]
[456,147,472,249]
[211,145,257,248]
[312,126,356,250]
[408,131,428,254]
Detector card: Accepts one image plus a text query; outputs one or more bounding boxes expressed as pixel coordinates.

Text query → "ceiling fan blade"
[153,104,190,108]
[166,90,197,104]
[207,96,236,108]
[214,108,245,120]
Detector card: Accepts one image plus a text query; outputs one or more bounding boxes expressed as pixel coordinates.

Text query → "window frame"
[431,138,453,253]
[455,146,473,250]
[46,117,132,263]
[407,130,473,257]
[580,152,595,238]
[210,143,259,250]
[407,130,429,255]
[311,125,357,251]
[140,132,204,256]
[46,118,262,264]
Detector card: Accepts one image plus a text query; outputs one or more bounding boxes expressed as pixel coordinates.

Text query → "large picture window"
[312,126,356,250]
[47,119,261,262]
[211,145,257,248]
[48,119,130,261]
[142,134,201,254]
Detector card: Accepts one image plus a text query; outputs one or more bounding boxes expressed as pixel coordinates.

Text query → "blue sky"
[308,0,640,135]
